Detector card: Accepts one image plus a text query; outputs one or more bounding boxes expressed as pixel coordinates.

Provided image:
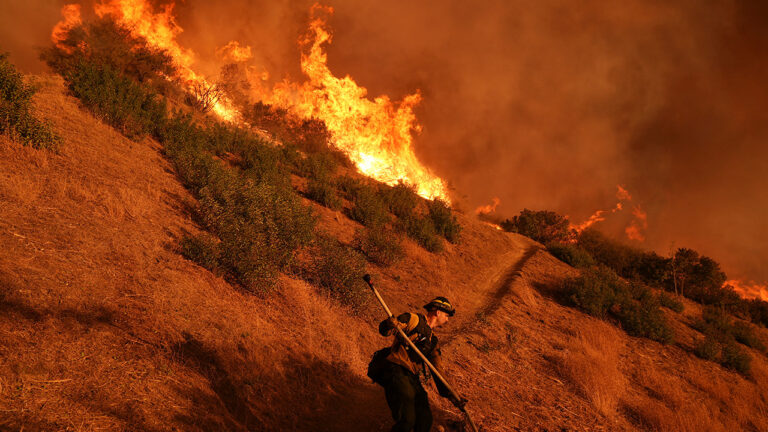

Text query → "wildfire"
[725,280,768,302]
[52,1,450,202]
[625,206,648,241]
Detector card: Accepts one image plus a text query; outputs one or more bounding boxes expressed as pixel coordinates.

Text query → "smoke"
[2,0,766,283]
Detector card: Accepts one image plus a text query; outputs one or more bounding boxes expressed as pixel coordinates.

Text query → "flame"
[476,197,500,215]
[52,4,82,52]
[725,280,768,302]
[217,41,253,63]
[625,205,648,241]
[261,5,450,201]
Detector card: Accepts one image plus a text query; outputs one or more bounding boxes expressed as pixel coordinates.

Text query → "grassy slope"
[1,76,767,431]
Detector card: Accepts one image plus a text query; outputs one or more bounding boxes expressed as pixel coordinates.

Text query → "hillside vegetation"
[2,19,768,432]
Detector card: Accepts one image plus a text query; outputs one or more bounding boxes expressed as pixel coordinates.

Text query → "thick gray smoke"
[2,0,766,283]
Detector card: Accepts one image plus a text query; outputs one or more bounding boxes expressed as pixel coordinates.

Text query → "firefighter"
[368,297,467,432]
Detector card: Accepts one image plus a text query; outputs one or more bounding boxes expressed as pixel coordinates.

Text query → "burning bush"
[500,209,571,244]
[42,17,175,90]
[0,53,59,149]
[185,81,222,114]
[546,242,595,269]
[354,227,404,267]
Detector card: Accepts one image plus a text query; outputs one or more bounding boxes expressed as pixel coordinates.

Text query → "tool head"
[362,274,372,284]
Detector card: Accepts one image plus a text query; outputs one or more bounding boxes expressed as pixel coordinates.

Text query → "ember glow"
[51,1,450,202]
[726,280,768,302]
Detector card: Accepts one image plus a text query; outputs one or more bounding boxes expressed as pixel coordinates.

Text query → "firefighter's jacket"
[378,312,452,398]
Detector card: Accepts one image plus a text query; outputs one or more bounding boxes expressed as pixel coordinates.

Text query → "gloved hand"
[451,396,468,409]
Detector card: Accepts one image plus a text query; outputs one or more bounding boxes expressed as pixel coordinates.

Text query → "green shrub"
[658,291,684,313]
[300,151,338,181]
[721,341,751,375]
[380,181,419,219]
[700,305,734,339]
[693,335,721,361]
[354,227,404,267]
[732,321,766,352]
[306,238,369,311]
[335,175,365,199]
[349,185,390,228]
[0,53,59,149]
[615,293,674,344]
[306,179,343,210]
[500,209,571,243]
[398,214,444,253]
[197,171,316,293]
[564,266,622,318]
[65,61,166,138]
[546,242,594,268]
[428,198,461,243]
[179,233,220,271]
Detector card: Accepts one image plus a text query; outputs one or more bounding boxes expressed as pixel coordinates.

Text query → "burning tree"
[185,81,223,114]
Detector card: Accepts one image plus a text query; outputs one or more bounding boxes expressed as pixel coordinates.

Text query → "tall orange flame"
[725,280,768,302]
[570,185,648,241]
[51,4,82,51]
[263,5,450,201]
[625,205,648,241]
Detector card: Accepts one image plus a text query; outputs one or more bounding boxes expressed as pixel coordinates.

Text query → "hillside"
[2,75,768,432]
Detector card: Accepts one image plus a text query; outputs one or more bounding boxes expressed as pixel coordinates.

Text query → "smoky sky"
[2,0,766,283]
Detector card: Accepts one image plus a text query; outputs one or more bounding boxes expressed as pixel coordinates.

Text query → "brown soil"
[1,76,767,431]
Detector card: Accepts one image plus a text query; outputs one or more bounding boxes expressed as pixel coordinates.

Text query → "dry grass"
[552,319,627,419]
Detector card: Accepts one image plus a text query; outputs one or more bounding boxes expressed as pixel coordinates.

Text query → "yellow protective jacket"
[378,312,451,397]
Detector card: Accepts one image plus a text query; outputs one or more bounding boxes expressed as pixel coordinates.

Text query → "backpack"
[366,347,392,384]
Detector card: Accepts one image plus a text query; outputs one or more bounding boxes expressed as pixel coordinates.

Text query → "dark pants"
[381,364,433,432]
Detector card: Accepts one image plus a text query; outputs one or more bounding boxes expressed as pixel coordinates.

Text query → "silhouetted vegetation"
[0,53,59,149]
[349,185,390,228]
[657,291,684,313]
[546,242,595,269]
[380,181,419,219]
[398,214,444,253]
[564,266,674,344]
[500,209,571,243]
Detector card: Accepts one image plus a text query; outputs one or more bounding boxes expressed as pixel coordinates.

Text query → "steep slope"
[2,75,768,432]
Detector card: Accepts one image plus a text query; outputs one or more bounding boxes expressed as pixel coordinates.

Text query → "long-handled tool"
[363,274,480,432]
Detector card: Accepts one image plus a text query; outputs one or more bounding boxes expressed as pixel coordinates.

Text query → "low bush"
[428,198,461,243]
[398,214,444,253]
[731,321,766,352]
[500,209,571,243]
[658,291,684,313]
[305,238,369,311]
[615,293,674,344]
[349,185,390,228]
[720,342,751,375]
[564,266,623,318]
[693,335,721,361]
[65,61,166,138]
[335,175,366,200]
[354,227,404,267]
[380,181,419,219]
[0,53,59,149]
[546,242,594,268]
[179,233,220,271]
[300,151,338,181]
[306,179,343,210]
